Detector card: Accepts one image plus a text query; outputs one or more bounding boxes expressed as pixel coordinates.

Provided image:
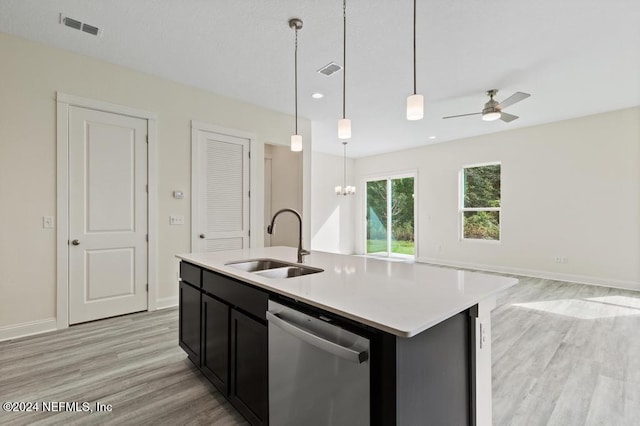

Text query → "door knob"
[71,239,80,246]
[199,234,205,239]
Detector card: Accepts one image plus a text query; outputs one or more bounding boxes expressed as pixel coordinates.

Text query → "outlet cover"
[169,215,184,225]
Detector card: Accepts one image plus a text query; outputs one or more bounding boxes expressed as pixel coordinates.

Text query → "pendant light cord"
[413,0,417,95]
[294,26,299,134]
[343,142,347,188]
[342,0,347,120]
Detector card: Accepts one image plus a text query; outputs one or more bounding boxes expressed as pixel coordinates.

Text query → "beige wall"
[352,107,640,289]
[310,151,356,254]
[264,144,303,248]
[0,33,311,330]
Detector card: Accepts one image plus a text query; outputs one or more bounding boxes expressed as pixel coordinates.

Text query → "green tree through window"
[367,177,415,256]
[462,164,501,240]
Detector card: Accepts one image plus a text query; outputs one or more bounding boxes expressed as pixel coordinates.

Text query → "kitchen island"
[176,247,517,425]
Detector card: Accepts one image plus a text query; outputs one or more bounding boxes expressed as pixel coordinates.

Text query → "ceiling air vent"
[317,62,342,77]
[62,16,81,30]
[60,14,102,37]
[81,24,100,36]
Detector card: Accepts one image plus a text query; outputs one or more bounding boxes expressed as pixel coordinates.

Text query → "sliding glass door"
[366,175,415,258]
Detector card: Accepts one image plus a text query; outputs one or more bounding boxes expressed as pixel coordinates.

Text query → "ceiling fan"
[443,89,531,123]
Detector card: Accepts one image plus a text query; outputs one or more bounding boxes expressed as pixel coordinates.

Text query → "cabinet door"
[230,309,268,425]
[202,294,230,394]
[179,281,201,365]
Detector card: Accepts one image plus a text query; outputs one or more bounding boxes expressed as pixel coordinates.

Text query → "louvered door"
[194,128,250,252]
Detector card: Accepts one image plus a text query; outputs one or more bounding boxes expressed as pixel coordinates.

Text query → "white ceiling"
[1,0,639,158]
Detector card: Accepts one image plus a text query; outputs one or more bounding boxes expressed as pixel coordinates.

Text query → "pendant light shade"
[406,0,424,121]
[289,18,303,151]
[407,94,424,120]
[290,134,302,151]
[338,0,351,140]
[338,118,351,139]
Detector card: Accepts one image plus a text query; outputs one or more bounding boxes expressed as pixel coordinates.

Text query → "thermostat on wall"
[173,190,184,199]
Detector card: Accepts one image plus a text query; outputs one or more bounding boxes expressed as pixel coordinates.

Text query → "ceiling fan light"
[482,111,501,121]
[338,118,351,139]
[407,94,424,120]
[290,134,302,151]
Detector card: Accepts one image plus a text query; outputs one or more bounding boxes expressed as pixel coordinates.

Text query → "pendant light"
[338,0,351,139]
[335,142,356,196]
[289,18,303,151]
[406,0,424,120]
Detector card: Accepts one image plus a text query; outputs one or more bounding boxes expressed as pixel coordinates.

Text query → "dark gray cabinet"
[230,308,268,425]
[202,293,229,394]
[179,280,201,365]
[179,262,268,426]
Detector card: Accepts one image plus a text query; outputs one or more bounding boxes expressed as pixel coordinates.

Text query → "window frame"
[459,161,501,243]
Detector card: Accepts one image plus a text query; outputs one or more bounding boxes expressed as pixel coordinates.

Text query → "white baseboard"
[416,257,640,292]
[156,296,178,310]
[0,318,57,342]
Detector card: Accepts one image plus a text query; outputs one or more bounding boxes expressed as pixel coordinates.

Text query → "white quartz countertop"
[176,247,518,337]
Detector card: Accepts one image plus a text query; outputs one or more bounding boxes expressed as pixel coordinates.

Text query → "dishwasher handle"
[267,311,368,364]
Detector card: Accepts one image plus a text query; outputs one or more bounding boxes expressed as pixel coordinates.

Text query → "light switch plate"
[169,215,184,225]
[43,216,54,229]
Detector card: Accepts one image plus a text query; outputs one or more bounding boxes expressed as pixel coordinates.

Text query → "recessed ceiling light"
[428,136,436,140]
[311,93,324,99]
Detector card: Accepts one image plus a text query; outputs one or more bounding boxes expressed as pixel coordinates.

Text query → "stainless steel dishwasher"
[267,300,370,425]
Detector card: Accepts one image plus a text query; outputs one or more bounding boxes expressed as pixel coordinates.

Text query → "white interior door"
[68,106,148,324]
[194,129,250,252]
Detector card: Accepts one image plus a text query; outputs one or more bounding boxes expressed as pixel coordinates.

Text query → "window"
[461,163,501,241]
[366,174,416,258]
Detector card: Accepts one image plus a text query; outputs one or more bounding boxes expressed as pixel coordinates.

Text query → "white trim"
[190,121,257,251]
[56,93,158,121]
[0,318,57,342]
[460,237,501,245]
[156,296,178,310]
[56,100,69,330]
[56,92,159,329]
[360,168,417,181]
[147,119,159,310]
[461,160,501,169]
[191,124,198,251]
[461,207,500,212]
[416,257,640,291]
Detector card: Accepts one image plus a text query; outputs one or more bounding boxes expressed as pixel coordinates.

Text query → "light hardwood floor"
[1,276,639,425]
[0,309,248,426]
[492,276,640,425]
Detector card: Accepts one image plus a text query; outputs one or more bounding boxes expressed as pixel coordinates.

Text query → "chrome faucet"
[267,208,310,263]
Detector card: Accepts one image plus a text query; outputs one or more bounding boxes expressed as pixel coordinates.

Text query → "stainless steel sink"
[225,259,291,272]
[225,258,324,278]
[256,265,324,279]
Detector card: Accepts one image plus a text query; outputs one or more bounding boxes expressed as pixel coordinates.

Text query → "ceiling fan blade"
[442,112,482,119]
[498,92,530,109]
[500,112,519,122]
